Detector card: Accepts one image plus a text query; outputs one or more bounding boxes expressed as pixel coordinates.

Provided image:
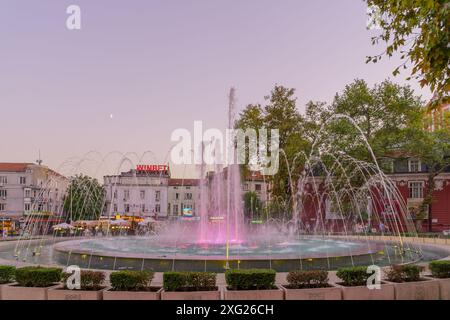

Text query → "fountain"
[1,89,449,272]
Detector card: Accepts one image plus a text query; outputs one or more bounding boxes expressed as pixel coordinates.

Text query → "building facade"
[299,155,450,233]
[383,156,450,232]
[103,166,170,218]
[167,179,200,217]
[0,163,69,233]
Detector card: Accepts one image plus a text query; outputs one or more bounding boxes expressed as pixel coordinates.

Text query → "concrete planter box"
[47,285,105,300]
[103,287,162,300]
[223,286,284,300]
[434,278,450,300]
[0,283,14,300]
[1,283,60,300]
[388,279,440,300]
[281,285,342,300]
[337,282,395,300]
[161,288,220,300]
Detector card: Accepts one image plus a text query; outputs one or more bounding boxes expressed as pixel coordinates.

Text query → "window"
[175,193,179,200]
[243,183,249,191]
[155,191,161,201]
[155,204,160,213]
[140,190,145,200]
[0,190,7,198]
[141,204,146,212]
[113,204,118,212]
[173,204,178,215]
[24,203,31,211]
[113,190,118,199]
[25,189,31,198]
[0,176,7,184]
[0,204,5,211]
[408,181,424,199]
[124,190,130,200]
[408,159,421,172]
[384,203,394,215]
[124,204,130,213]
[20,177,26,185]
[255,184,262,192]
[185,193,193,200]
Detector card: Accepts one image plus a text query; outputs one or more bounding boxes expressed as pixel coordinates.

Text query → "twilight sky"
[0,0,431,179]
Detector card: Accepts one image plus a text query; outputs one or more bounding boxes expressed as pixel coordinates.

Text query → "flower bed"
[282,270,341,300]
[427,260,450,300]
[385,264,439,300]
[104,270,161,300]
[224,269,283,300]
[335,266,394,300]
[2,266,62,300]
[48,270,106,300]
[161,272,220,300]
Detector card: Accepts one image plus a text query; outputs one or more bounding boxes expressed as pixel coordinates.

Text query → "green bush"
[429,260,450,279]
[163,272,216,292]
[0,265,16,284]
[15,266,62,287]
[286,270,329,289]
[63,270,105,290]
[336,266,369,287]
[110,270,154,291]
[225,269,276,291]
[386,264,423,283]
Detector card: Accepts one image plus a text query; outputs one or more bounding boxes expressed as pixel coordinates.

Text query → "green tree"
[328,79,424,159]
[63,175,105,222]
[235,85,309,218]
[365,0,449,102]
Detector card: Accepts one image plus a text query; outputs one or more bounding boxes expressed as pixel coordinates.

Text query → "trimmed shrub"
[15,266,62,287]
[63,270,105,290]
[163,272,216,292]
[286,270,329,289]
[336,266,369,287]
[0,265,16,284]
[225,269,276,291]
[386,264,423,283]
[110,270,154,291]
[429,260,450,279]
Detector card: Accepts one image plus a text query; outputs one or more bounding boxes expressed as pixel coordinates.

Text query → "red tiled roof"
[0,163,32,172]
[169,178,200,186]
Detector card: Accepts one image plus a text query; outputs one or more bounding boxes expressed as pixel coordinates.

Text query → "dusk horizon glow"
[0,0,432,179]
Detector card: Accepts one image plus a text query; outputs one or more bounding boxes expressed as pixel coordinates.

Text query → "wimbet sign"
[170,121,280,175]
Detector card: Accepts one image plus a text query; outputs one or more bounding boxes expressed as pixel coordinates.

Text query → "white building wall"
[104,172,169,218]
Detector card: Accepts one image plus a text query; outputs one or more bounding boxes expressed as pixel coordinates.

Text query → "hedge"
[429,260,450,279]
[163,272,216,292]
[336,266,369,287]
[386,264,423,283]
[286,270,329,289]
[15,266,62,287]
[110,270,154,291]
[0,265,16,284]
[225,269,276,291]
[63,270,105,290]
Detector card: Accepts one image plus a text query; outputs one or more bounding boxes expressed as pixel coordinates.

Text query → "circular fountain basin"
[48,236,427,272]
